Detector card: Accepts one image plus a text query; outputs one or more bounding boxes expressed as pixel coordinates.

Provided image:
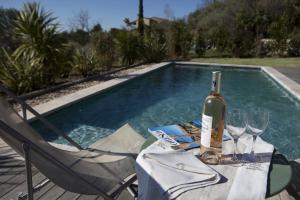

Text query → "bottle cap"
[212,71,221,93]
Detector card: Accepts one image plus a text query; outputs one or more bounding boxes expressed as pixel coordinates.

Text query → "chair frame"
[0,84,137,200]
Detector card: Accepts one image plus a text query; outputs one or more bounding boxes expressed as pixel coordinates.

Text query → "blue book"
[148,119,230,150]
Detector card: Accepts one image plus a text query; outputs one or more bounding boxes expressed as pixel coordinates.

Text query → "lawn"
[191,57,300,68]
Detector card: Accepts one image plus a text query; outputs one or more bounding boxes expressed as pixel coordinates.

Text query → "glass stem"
[233,139,238,160]
[251,135,257,156]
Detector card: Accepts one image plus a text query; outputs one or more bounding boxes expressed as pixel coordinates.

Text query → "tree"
[13,2,68,85]
[167,20,193,58]
[269,15,289,56]
[164,4,174,20]
[229,1,256,57]
[138,0,144,36]
[0,8,20,53]
[187,0,300,57]
[123,17,134,29]
[90,23,103,33]
[195,31,206,57]
[69,9,90,32]
[67,10,91,46]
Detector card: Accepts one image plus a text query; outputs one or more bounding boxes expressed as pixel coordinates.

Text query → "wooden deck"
[0,139,133,200]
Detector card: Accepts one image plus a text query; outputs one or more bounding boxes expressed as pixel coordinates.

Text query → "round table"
[140,136,293,198]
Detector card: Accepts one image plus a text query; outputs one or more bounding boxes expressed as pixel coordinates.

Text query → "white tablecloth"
[136,133,274,200]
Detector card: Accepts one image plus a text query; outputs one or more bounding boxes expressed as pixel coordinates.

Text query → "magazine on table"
[148,119,231,150]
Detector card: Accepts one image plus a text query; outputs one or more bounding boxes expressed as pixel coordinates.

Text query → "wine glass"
[246,108,269,161]
[226,109,247,161]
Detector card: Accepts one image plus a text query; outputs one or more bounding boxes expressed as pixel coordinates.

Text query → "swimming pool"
[31,64,300,160]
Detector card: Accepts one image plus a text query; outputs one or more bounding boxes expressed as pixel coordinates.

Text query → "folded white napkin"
[225,135,274,200]
[136,132,274,200]
[136,143,221,199]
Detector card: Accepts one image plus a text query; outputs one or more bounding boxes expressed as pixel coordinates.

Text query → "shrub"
[91,31,116,70]
[142,31,166,63]
[204,48,232,58]
[67,29,90,46]
[0,50,37,94]
[166,20,193,58]
[72,48,97,77]
[58,44,74,78]
[116,31,141,65]
[269,16,289,56]
[288,37,300,57]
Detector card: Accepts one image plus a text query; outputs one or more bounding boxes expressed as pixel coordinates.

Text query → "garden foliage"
[0,0,299,94]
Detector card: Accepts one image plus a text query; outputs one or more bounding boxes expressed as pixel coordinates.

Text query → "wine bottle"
[200,71,226,164]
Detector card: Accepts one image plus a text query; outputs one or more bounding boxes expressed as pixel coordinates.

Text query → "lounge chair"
[0,92,145,199]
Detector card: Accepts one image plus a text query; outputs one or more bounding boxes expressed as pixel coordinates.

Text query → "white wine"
[200,71,226,164]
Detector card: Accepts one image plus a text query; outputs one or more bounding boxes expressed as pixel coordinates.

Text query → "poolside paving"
[274,67,300,85]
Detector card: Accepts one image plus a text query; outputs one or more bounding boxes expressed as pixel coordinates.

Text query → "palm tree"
[13,2,66,85]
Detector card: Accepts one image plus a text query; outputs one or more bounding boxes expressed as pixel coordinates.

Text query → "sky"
[1,0,204,31]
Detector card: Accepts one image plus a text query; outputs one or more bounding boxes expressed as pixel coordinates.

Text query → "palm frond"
[12,2,68,86]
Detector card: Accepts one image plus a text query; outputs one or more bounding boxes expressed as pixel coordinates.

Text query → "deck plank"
[0,159,24,174]
[33,181,56,199]
[76,194,99,200]
[56,191,81,200]
[115,190,134,200]
[0,166,39,198]
[38,185,66,200]
[1,172,49,200]
[0,163,26,196]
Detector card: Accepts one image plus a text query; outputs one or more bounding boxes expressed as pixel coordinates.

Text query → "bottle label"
[201,114,212,147]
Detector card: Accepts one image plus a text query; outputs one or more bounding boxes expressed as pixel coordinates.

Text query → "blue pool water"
[31,65,300,160]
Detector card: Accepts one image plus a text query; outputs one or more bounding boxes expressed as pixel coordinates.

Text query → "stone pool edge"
[175,61,261,69]
[261,67,300,102]
[176,61,300,102]
[22,62,172,121]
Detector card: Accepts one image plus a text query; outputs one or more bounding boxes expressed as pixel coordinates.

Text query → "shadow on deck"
[0,139,133,200]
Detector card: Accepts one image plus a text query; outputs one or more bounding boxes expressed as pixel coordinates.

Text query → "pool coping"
[176,61,300,102]
[22,61,300,121]
[261,67,300,101]
[175,61,261,69]
[23,62,172,121]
